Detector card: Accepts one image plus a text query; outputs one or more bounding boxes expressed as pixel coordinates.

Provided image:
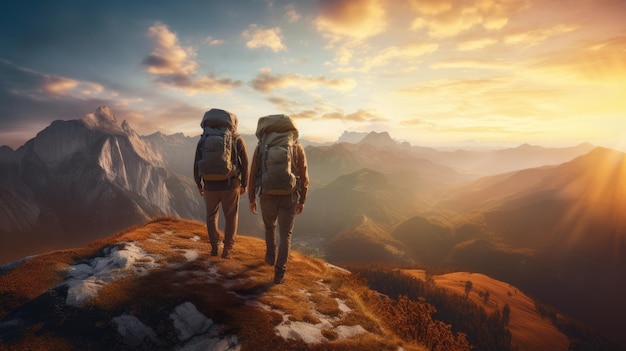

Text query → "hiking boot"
[221,249,232,259]
[210,247,219,257]
[264,251,276,266]
[273,270,285,284]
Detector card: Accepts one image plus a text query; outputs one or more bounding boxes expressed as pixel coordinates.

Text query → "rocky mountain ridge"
[0,106,203,263]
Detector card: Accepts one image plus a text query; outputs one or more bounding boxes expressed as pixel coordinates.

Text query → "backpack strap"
[256,138,266,196]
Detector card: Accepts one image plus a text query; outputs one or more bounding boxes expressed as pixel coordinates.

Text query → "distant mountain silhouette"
[297,168,420,244]
[358,131,398,149]
[416,146,626,347]
[410,142,595,176]
[327,216,413,265]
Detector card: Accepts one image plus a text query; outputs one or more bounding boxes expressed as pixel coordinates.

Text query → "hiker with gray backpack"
[248,114,309,284]
[194,108,249,259]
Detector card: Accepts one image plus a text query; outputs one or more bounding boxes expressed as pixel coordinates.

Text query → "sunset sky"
[1,0,625,150]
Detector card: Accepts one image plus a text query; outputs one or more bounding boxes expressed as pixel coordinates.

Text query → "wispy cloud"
[242,24,287,52]
[504,24,578,46]
[320,109,386,122]
[342,40,439,73]
[285,4,301,23]
[1,59,107,99]
[143,22,241,94]
[409,0,519,37]
[204,36,224,46]
[250,68,356,93]
[529,35,626,83]
[457,37,498,51]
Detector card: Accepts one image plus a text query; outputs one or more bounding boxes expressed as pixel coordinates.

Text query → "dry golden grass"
[0,216,431,350]
[403,269,570,351]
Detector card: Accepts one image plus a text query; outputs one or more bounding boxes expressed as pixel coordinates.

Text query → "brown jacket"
[248,142,309,204]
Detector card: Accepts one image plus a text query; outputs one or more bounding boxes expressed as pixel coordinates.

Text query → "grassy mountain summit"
[2,217,616,351]
[2,217,470,351]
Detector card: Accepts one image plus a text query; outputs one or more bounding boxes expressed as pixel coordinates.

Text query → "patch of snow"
[335,325,367,339]
[0,256,35,275]
[276,318,330,344]
[190,235,201,242]
[248,299,367,345]
[325,263,351,274]
[64,242,158,306]
[170,302,215,341]
[336,298,352,313]
[170,302,241,351]
[179,249,199,262]
[113,314,158,348]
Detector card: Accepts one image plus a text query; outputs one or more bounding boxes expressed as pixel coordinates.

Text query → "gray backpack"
[197,109,239,181]
[255,114,299,195]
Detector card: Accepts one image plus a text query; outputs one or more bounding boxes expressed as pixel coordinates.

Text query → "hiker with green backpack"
[248,114,309,284]
[194,108,249,259]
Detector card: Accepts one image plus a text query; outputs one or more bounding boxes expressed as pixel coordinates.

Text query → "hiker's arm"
[296,144,309,205]
[248,147,260,205]
[238,135,249,194]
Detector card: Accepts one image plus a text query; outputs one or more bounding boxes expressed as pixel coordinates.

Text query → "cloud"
[315,0,386,41]
[250,68,356,93]
[504,24,578,46]
[0,60,120,148]
[242,25,287,52]
[143,22,241,94]
[409,0,520,37]
[457,37,498,51]
[0,60,108,100]
[204,36,224,46]
[143,22,197,76]
[347,40,439,73]
[321,109,386,122]
[431,58,512,71]
[530,35,626,84]
[285,4,301,23]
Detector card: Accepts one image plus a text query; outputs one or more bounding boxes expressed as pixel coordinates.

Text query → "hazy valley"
[1,106,624,350]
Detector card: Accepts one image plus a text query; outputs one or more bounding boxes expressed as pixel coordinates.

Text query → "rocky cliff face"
[0,106,204,263]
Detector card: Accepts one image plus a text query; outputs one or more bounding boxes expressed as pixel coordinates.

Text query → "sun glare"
[559,149,626,263]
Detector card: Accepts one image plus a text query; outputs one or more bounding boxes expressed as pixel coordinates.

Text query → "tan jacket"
[248,142,309,204]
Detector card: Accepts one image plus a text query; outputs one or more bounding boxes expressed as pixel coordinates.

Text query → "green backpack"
[255,114,299,195]
[197,109,239,181]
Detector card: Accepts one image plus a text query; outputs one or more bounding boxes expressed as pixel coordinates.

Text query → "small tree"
[502,303,511,326]
[483,290,490,304]
[464,281,473,300]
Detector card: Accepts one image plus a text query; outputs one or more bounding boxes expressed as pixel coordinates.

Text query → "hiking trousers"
[260,193,298,274]
[203,187,240,251]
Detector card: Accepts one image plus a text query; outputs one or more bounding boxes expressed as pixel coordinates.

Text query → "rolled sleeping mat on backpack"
[255,114,298,139]
[201,108,238,131]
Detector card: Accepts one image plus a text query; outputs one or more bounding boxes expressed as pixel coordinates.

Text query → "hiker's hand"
[250,201,257,215]
[240,186,246,195]
[296,203,304,215]
[198,187,204,196]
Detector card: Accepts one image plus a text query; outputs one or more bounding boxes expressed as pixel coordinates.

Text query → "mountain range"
[1,106,624,349]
